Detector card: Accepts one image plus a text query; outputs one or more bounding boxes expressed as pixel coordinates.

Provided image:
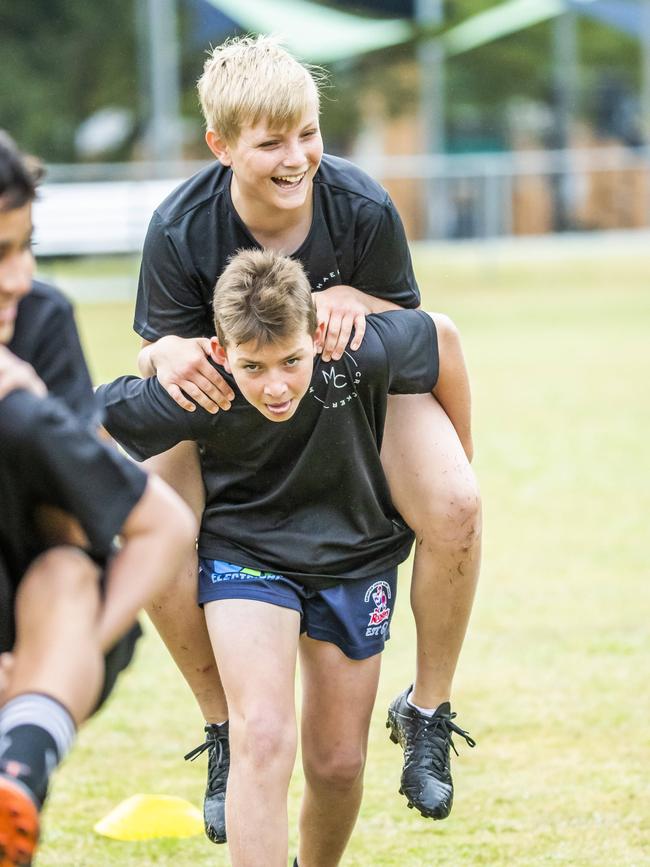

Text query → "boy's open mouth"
[271,172,306,189]
[266,399,292,415]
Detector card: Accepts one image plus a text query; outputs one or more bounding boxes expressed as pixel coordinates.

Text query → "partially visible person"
[0,131,198,867]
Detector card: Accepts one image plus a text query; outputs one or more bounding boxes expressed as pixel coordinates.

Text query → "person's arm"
[313,285,402,362]
[97,474,197,652]
[137,337,234,415]
[315,194,419,361]
[97,375,200,462]
[428,313,473,462]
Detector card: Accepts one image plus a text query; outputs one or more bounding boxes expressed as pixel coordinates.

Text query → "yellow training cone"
[94,794,203,841]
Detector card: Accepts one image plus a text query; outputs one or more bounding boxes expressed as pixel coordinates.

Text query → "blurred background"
[3,0,650,258]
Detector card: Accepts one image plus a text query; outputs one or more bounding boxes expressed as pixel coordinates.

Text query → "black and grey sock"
[0,693,76,805]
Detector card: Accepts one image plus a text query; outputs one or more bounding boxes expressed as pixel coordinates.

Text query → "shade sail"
[200,0,412,63]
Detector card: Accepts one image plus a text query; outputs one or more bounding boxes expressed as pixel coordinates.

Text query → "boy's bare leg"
[6,547,104,722]
[298,638,380,867]
[205,599,300,867]
[143,441,228,722]
[0,547,105,867]
[381,393,481,816]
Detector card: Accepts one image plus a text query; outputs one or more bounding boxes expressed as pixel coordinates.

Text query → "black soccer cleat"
[386,687,475,820]
[184,721,230,844]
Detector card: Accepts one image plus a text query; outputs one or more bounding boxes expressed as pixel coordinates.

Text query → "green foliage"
[1,1,645,161]
[33,244,650,865]
[0,0,139,161]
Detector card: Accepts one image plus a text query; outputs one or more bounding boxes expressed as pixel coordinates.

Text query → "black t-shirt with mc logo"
[99,311,437,589]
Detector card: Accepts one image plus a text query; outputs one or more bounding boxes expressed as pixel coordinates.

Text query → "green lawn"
[35,248,650,866]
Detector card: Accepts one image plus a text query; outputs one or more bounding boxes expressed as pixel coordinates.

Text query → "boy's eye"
[285,357,299,367]
[244,363,260,371]
[258,140,279,149]
[301,129,317,139]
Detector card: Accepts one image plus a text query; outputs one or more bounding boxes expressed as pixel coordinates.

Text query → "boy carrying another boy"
[99,248,475,867]
[135,35,481,839]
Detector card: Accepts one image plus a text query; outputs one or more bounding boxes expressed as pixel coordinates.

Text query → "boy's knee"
[412,474,481,550]
[304,745,365,792]
[19,546,100,611]
[234,711,295,771]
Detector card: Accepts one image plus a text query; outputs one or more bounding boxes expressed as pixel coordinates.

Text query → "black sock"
[0,694,75,805]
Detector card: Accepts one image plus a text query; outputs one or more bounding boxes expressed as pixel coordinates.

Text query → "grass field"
[35,246,650,866]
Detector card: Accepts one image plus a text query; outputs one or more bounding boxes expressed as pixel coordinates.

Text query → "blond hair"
[213,248,318,349]
[198,34,324,142]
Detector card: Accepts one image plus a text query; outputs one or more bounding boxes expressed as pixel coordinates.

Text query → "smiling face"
[211,327,321,423]
[206,88,323,221]
[0,201,33,344]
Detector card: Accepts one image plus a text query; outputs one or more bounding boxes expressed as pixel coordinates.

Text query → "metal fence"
[34,145,650,256]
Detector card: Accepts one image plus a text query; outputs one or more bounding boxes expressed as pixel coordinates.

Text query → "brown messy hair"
[197,34,325,143]
[213,248,318,348]
[0,130,43,212]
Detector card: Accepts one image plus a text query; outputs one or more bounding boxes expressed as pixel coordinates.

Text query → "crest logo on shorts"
[364,580,392,636]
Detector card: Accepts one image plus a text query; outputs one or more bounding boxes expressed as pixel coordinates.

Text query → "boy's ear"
[205,130,231,166]
[313,321,326,355]
[209,336,231,372]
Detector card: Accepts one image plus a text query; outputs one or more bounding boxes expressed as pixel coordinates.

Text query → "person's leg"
[204,598,300,867]
[143,441,227,721]
[3,546,104,723]
[0,547,105,866]
[381,393,481,816]
[298,638,381,867]
[143,443,230,842]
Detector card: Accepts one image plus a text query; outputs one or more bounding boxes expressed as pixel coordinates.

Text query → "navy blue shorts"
[198,559,398,661]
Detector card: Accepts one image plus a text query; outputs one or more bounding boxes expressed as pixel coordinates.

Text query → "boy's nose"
[282,139,306,167]
[263,375,287,398]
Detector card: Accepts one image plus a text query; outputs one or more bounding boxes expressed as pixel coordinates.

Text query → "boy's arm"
[314,285,401,362]
[97,474,196,652]
[138,337,234,415]
[428,313,473,462]
[97,375,200,462]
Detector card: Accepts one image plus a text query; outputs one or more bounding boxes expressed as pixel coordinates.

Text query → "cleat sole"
[0,777,39,867]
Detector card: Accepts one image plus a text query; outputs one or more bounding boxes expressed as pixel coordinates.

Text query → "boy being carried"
[99,248,475,867]
[136,36,481,836]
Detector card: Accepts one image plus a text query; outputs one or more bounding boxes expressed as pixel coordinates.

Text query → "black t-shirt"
[134,154,420,342]
[8,280,97,424]
[99,311,437,589]
[0,390,148,587]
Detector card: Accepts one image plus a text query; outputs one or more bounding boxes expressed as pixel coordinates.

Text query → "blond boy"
[135,35,481,839]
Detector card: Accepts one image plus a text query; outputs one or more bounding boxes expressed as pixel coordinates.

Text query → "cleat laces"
[408,711,476,776]
[184,726,229,794]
